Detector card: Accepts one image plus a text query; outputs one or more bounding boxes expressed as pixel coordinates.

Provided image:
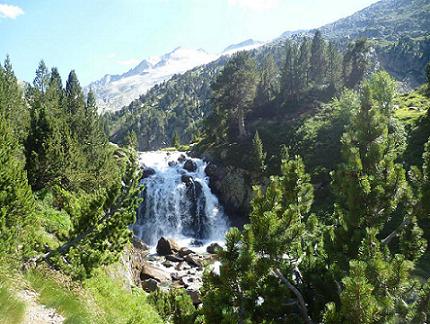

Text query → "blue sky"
[0,0,379,85]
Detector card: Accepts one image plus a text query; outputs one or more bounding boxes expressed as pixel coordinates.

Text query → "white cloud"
[227,0,279,11]
[116,58,140,66]
[0,4,24,19]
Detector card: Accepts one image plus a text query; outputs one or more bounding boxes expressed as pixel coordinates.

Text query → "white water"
[132,151,228,248]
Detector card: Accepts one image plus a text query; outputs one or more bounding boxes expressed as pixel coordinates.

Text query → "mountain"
[85,48,218,112]
[87,41,264,112]
[222,39,264,54]
[106,0,430,151]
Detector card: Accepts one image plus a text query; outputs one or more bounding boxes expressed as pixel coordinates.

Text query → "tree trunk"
[273,268,313,324]
[238,107,247,139]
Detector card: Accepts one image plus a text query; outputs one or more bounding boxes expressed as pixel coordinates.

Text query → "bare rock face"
[156,237,181,256]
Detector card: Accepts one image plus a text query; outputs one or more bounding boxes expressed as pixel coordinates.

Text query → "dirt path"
[17,289,64,324]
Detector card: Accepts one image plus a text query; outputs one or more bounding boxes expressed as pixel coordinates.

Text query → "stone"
[171,272,182,281]
[163,260,173,268]
[142,278,159,292]
[142,167,156,179]
[177,154,187,163]
[178,247,195,257]
[156,237,181,256]
[187,289,202,305]
[184,254,203,268]
[166,254,184,262]
[206,242,222,254]
[132,237,149,251]
[181,175,194,186]
[183,159,197,172]
[168,161,177,167]
[140,263,170,282]
[175,261,190,271]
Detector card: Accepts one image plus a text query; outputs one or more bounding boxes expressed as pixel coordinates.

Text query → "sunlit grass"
[25,269,93,324]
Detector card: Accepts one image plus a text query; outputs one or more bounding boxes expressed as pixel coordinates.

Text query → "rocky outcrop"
[204,162,252,227]
[156,237,180,256]
[123,238,219,305]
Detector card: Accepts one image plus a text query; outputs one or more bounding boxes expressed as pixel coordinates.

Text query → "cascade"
[132,151,228,247]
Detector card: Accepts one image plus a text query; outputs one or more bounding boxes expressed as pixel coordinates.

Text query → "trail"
[17,289,64,324]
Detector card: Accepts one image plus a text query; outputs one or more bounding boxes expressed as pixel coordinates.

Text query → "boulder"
[168,161,177,167]
[166,254,184,263]
[206,242,222,254]
[178,247,195,257]
[181,175,194,186]
[142,278,159,292]
[183,159,197,172]
[140,263,170,282]
[156,237,181,256]
[177,154,187,163]
[187,289,202,305]
[184,254,203,268]
[142,167,156,179]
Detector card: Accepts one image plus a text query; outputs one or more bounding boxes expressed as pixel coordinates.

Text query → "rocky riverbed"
[124,237,222,305]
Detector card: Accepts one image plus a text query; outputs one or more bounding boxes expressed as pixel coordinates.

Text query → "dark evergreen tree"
[326,41,343,91]
[282,41,300,102]
[256,53,279,105]
[343,39,371,88]
[310,30,327,84]
[212,51,258,140]
[251,130,266,174]
[203,152,316,323]
[0,115,35,256]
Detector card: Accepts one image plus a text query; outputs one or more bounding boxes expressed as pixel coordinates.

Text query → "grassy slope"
[24,265,163,324]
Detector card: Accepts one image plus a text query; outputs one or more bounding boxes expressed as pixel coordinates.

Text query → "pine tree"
[297,37,312,91]
[212,51,258,140]
[282,40,300,102]
[329,72,416,265]
[0,56,30,143]
[326,41,343,92]
[310,30,327,85]
[251,130,266,174]
[343,39,371,89]
[0,115,34,256]
[65,70,86,136]
[256,53,279,105]
[203,151,316,323]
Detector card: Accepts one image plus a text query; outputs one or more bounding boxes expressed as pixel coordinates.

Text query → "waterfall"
[132,151,228,246]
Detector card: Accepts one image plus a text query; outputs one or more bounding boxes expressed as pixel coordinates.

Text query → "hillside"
[106,0,430,151]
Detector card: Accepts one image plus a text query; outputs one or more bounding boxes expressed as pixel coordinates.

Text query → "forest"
[1,17,430,324]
